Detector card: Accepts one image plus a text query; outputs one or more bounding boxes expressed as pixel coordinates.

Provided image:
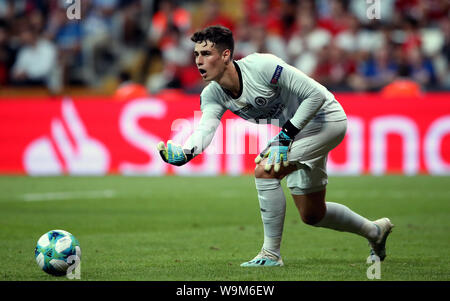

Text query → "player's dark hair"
[190,25,234,59]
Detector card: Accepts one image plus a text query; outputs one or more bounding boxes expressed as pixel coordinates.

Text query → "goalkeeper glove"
[255,120,300,172]
[157,140,194,166]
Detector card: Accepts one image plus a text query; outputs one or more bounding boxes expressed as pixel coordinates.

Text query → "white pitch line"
[21,190,117,202]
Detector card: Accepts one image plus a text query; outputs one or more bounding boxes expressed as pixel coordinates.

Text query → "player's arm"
[157,100,225,167]
[255,55,329,171]
[276,59,329,131]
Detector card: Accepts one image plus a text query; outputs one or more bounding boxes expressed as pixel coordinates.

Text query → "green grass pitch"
[0,175,449,281]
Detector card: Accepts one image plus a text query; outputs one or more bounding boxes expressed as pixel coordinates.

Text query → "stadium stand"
[0,0,448,96]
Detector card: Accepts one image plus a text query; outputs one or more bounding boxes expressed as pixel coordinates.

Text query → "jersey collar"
[221,61,243,100]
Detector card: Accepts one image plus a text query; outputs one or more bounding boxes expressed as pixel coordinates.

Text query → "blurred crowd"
[0,0,449,94]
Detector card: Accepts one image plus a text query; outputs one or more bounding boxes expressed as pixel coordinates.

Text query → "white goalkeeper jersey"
[183,53,347,154]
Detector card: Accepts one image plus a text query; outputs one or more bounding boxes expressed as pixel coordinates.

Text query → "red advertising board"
[0,92,449,175]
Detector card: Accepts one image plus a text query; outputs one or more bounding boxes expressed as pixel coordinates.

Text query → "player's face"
[194,40,228,82]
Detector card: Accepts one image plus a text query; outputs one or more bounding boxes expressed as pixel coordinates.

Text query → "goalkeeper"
[157,26,393,267]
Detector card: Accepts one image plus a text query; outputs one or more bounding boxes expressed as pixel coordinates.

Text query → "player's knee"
[254,164,275,179]
[254,164,293,179]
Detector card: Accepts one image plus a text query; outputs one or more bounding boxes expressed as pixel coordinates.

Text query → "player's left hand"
[255,131,293,172]
[157,140,189,166]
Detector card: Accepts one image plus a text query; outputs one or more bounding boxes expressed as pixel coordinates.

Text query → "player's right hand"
[255,131,293,173]
[157,140,189,166]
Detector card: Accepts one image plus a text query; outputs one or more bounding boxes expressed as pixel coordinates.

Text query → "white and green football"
[34,230,81,276]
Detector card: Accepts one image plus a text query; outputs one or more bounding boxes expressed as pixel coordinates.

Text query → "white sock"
[313,202,379,241]
[255,178,286,257]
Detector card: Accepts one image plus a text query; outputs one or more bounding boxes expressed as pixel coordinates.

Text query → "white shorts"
[286,119,347,195]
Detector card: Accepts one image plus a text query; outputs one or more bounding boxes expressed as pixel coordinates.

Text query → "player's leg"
[291,188,394,261]
[286,120,393,261]
[240,160,297,267]
[291,188,379,239]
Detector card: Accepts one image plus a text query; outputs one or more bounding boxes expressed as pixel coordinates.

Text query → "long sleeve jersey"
[183,53,347,155]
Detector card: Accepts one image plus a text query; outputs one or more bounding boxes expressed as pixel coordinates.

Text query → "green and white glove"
[255,121,300,172]
[157,140,194,166]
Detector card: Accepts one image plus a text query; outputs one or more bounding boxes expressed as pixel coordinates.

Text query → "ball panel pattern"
[34,230,81,277]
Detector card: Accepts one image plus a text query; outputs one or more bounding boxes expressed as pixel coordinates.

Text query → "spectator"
[118,1,145,49]
[401,16,422,56]
[238,23,288,62]
[419,0,449,24]
[244,0,297,40]
[10,25,60,91]
[0,0,27,20]
[148,0,191,50]
[200,0,235,32]
[45,5,84,86]
[77,0,122,86]
[244,0,282,37]
[313,41,357,91]
[113,1,147,84]
[405,47,437,89]
[0,0,448,93]
[357,46,398,91]
[334,14,385,54]
[0,19,15,85]
[287,9,331,75]
[233,18,253,60]
[28,7,46,34]
[146,23,198,93]
[317,0,350,36]
[277,0,298,40]
[438,18,450,89]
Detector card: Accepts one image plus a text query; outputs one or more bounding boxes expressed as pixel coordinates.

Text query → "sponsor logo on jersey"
[255,103,286,123]
[255,97,268,106]
[231,104,253,118]
[240,104,253,113]
[270,65,283,84]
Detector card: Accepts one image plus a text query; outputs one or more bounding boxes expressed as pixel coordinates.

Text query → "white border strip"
[21,190,116,202]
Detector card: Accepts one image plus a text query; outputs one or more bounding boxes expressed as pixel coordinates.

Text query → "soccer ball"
[34,230,81,276]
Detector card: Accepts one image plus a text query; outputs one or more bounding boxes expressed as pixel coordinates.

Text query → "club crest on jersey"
[255,97,268,106]
[270,65,283,84]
